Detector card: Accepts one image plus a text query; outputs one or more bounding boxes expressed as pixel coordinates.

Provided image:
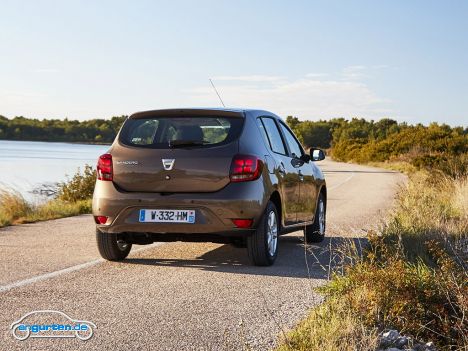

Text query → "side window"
[260,117,287,155]
[256,118,271,149]
[279,122,303,158]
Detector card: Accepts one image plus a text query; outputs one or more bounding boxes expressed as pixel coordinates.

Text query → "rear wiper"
[168,140,208,148]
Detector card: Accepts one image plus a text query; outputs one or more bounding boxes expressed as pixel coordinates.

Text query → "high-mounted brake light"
[97,153,113,181]
[229,154,263,182]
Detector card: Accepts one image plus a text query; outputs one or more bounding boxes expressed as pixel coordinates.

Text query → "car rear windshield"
[119,116,244,148]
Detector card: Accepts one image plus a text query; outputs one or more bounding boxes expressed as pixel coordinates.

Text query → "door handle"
[298,169,304,181]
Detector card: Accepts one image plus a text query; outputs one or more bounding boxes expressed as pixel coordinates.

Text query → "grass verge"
[278,168,467,350]
[278,297,379,351]
[0,165,95,228]
[0,190,92,227]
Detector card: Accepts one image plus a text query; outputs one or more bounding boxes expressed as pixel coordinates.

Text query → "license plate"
[139,209,195,223]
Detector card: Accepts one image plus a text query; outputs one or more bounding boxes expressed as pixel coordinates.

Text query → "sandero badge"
[10,310,96,341]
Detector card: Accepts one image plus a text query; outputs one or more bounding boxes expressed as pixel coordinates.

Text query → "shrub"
[323,171,468,349]
[286,117,468,174]
[57,165,96,202]
[411,153,468,178]
[279,169,467,350]
[322,237,467,348]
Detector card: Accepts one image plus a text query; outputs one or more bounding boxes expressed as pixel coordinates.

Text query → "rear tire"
[247,201,279,266]
[96,229,132,261]
[304,193,326,243]
[230,238,247,248]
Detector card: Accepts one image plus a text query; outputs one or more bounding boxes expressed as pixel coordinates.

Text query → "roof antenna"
[209,78,225,107]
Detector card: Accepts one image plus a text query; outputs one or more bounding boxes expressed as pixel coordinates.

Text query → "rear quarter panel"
[238,111,282,221]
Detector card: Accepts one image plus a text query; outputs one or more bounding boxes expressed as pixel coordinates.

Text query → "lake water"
[0,140,109,201]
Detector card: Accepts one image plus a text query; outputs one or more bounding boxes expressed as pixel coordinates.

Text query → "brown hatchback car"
[93,108,326,266]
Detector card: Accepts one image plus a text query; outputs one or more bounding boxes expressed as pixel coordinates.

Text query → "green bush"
[411,153,468,178]
[286,117,468,175]
[57,165,96,202]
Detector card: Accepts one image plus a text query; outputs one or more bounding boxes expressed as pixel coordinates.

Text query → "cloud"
[187,73,391,120]
[341,64,391,80]
[305,73,329,78]
[341,65,368,80]
[211,75,285,82]
[372,64,389,69]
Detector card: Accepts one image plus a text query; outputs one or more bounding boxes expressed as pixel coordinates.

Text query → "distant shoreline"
[0,138,112,146]
[0,115,126,145]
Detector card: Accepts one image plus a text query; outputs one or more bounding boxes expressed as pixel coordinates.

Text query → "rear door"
[111,114,243,193]
[277,121,318,223]
[259,117,301,225]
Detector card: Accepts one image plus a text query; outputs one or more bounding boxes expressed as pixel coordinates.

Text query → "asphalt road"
[0,160,404,350]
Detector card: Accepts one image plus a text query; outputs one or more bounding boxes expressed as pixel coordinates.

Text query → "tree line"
[0,114,466,174]
[287,116,468,176]
[0,115,127,143]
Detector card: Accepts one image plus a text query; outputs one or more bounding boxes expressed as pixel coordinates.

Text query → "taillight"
[94,216,108,224]
[97,153,113,181]
[231,219,253,228]
[230,154,263,182]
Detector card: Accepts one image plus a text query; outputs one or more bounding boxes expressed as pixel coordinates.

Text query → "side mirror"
[310,148,325,161]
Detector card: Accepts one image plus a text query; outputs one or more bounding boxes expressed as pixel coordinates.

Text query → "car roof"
[129,107,279,119]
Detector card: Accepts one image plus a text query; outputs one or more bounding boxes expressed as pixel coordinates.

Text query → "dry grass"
[26,199,91,223]
[277,169,468,351]
[368,160,418,174]
[386,171,467,265]
[0,189,91,227]
[277,297,379,351]
[0,189,33,226]
[0,166,95,228]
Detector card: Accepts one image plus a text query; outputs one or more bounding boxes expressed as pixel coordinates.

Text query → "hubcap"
[266,210,278,256]
[318,199,325,234]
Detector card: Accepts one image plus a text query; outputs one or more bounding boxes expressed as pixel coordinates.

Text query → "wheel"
[304,192,326,243]
[96,229,132,261]
[247,201,279,266]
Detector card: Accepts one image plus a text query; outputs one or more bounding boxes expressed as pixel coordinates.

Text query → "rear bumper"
[92,179,268,236]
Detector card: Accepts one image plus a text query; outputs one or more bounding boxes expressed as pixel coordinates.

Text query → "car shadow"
[123,235,368,280]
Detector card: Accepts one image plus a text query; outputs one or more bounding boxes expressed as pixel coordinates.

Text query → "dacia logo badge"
[162,159,175,171]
